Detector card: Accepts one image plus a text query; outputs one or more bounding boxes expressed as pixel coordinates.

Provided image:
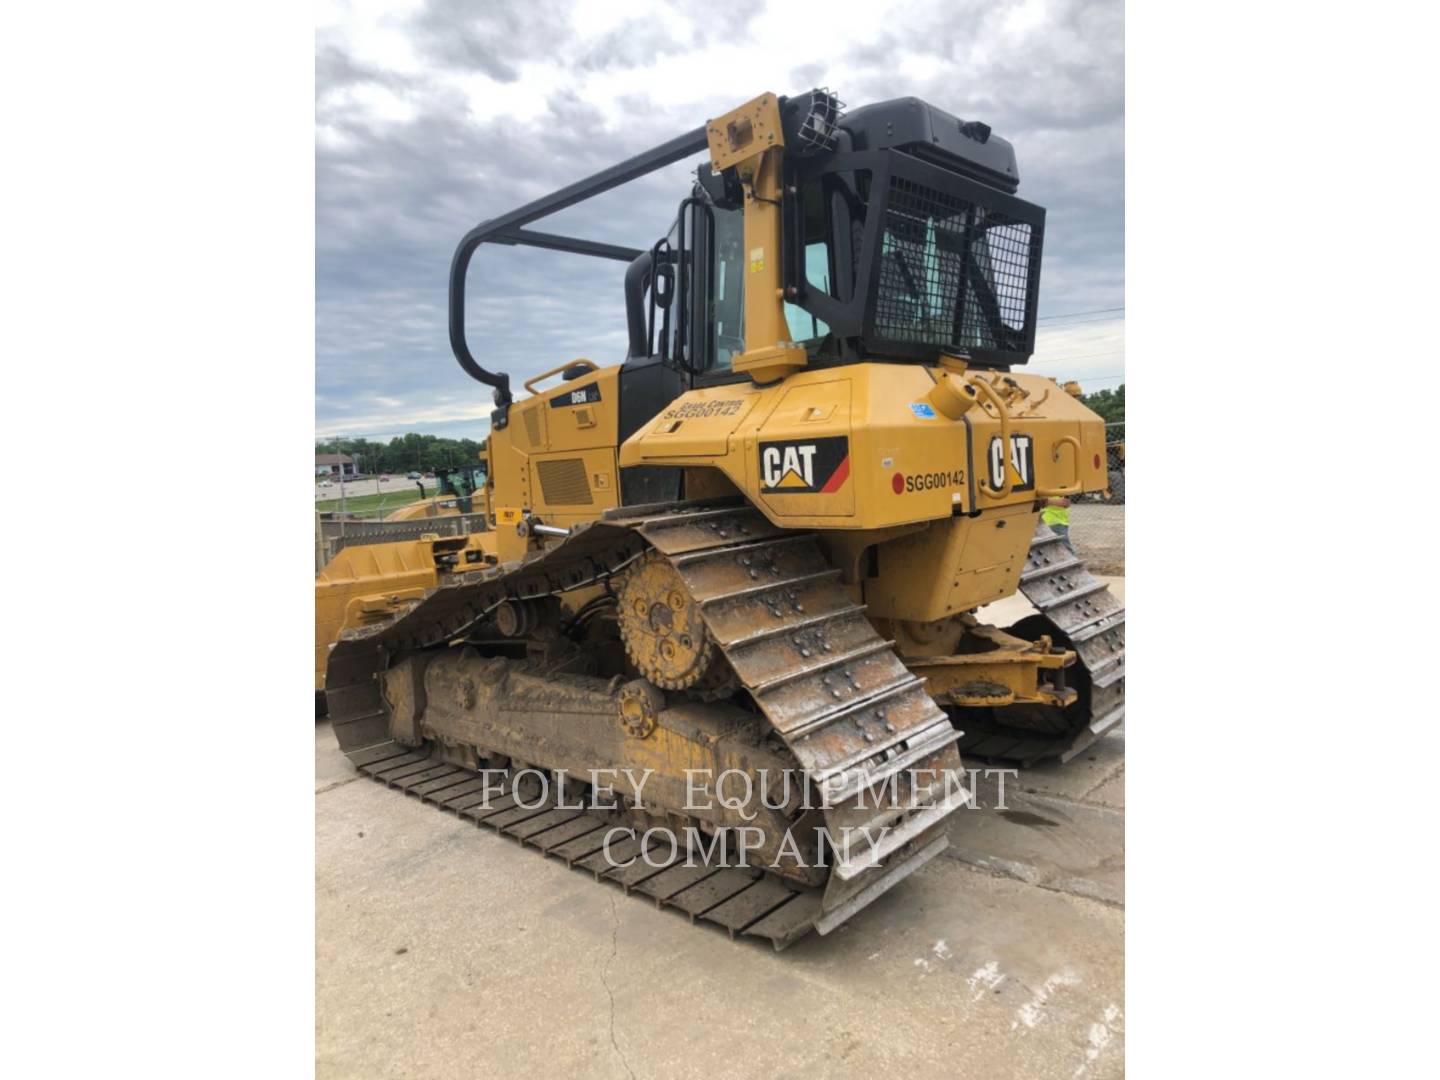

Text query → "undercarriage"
[326,501,1124,946]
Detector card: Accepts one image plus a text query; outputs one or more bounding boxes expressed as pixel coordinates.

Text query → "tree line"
[1082,384,1124,441]
[316,432,486,475]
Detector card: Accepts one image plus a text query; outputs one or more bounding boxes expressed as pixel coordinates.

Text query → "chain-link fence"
[1072,420,1125,574]
[316,509,490,572]
[314,476,443,519]
[314,475,488,571]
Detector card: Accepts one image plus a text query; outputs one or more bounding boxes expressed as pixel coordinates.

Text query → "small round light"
[1093,454,1101,469]
[892,473,905,494]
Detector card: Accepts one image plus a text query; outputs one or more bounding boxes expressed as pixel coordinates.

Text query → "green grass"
[315,486,428,516]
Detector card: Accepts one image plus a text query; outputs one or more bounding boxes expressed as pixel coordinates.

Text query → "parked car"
[407,471,422,480]
[318,479,333,487]
[379,474,390,482]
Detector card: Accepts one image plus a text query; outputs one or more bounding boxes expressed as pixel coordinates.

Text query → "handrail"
[523,359,598,396]
[971,376,1022,499]
[673,197,715,373]
[448,125,710,411]
[1036,434,1082,497]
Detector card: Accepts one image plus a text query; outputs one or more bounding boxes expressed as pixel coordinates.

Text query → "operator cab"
[433,464,486,513]
[624,96,1044,386]
[448,88,1045,497]
[437,464,485,499]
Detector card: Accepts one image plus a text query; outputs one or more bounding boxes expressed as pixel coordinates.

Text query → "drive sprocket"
[615,549,718,690]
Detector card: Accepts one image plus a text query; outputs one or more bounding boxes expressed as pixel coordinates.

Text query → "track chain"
[324,499,963,949]
[632,505,961,810]
[955,527,1126,765]
[345,741,827,949]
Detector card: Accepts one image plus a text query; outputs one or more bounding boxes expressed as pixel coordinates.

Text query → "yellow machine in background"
[1104,439,1125,502]
[383,459,490,521]
[315,89,1125,947]
[315,455,490,701]
[1062,380,1123,502]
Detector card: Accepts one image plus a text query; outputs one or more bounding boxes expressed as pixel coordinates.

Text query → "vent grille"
[536,458,593,506]
[523,407,542,448]
[873,174,1039,354]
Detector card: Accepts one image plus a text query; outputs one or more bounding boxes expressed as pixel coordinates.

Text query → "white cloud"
[1032,317,1126,388]
[316,0,1124,436]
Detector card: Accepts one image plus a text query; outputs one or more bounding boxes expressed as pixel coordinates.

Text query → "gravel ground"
[1067,503,1125,574]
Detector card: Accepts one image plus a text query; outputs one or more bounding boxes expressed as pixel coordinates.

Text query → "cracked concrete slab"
[1087,769,1125,810]
[1015,730,1126,806]
[943,789,1124,907]
[950,732,1125,906]
[316,719,1125,1078]
[315,720,354,791]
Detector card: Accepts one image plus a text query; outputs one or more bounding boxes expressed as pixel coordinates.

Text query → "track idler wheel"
[994,613,1091,735]
[616,551,718,690]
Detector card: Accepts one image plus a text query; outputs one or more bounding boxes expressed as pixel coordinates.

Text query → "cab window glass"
[784,243,830,342]
[709,206,744,372]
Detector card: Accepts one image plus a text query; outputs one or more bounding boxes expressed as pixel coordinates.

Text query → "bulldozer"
[382,459,490,521]
[318,90,1125,948]
[315,456,488,706]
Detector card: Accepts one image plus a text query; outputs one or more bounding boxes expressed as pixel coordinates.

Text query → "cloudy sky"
[316,0,1123,441]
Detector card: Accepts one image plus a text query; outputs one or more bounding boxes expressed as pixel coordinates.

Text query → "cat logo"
[987,433,1035,492]
[759,436,850,494]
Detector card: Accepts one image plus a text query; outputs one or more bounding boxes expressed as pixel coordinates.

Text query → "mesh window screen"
[873,175,1038,352]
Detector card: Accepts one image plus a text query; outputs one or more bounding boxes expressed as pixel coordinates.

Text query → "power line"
[1033,371,1126,386]
[1036,306,1124,322]
[1036,313,1126,328]
[1031,350,1125,366]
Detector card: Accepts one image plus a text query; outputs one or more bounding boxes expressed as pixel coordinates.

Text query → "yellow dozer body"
[315,90,1125,948]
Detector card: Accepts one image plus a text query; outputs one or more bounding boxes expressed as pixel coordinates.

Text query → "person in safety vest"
[1041,495,1074,554]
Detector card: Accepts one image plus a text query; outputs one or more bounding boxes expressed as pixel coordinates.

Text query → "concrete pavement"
[317,710,1125,1078]
[315,474,436,501]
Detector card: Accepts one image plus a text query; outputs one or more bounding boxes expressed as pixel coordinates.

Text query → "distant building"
[315,453,356,477]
